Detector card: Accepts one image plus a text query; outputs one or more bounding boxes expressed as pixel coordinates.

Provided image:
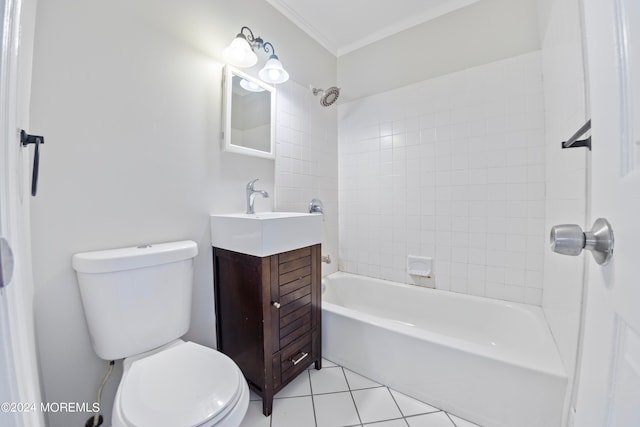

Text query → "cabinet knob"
[272,301,281,309]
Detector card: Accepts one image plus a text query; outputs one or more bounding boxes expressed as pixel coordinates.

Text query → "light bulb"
[268,69,280,81]
[222,36,257,68]
[258,55,289,84]
[240,78,265,92]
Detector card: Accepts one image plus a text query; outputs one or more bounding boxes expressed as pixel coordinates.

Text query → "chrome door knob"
[550,218,614,265]
[550,224,585,256]
[0,237,15,289]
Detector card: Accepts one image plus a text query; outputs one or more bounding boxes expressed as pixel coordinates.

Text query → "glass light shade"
[258,56,289,84]
[222,36,258,68]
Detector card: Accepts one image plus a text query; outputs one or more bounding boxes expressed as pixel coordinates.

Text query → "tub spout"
[309,198,324,214]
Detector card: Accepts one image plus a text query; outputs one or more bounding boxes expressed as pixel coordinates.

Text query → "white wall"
[338,52,547,304]
[338,0,541,101]
[537,0,588,422]
[28,1,336,426]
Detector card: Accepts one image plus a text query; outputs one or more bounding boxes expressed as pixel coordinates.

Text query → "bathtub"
[321,272,567,427]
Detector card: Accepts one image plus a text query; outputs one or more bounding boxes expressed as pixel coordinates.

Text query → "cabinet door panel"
[280,314,312,348]
[280,275,311,296]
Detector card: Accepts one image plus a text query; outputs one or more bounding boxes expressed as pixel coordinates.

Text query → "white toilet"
[72,240,249,427]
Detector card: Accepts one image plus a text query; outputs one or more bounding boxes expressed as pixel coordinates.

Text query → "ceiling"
[265,0,481,57]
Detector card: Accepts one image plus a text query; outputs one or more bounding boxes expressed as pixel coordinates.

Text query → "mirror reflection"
[222,66,275,159]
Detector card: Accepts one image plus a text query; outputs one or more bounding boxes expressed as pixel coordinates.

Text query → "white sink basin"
[210,212,322,257]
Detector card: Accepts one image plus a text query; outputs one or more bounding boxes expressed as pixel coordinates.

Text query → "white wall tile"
[338,52,546,305]
[275,82,338,276]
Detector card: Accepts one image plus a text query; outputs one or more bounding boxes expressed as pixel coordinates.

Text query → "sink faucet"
[246,178,269,214]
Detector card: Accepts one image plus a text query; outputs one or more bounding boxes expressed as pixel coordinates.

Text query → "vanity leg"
[314,358,322,370]
[262,394,273,417]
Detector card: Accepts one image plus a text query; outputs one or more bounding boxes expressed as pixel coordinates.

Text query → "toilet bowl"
[111,340,249,427]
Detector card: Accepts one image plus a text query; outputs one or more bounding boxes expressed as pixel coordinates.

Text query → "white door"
[0,0,44,426]
[575,0,640,426]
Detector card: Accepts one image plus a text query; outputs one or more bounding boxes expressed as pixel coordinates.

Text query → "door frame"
[0,0,45,425]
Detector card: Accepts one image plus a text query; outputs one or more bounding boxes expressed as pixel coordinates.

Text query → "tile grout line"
[385,388,411,426]
[310,384,383,396]
[446,412,459,427]
[342,366,364,426]
[308,369,319,427]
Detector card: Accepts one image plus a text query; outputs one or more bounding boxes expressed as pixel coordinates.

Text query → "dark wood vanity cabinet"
[212,244,322,416]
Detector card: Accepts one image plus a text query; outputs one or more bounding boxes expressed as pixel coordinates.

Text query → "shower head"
[311,86,341,107]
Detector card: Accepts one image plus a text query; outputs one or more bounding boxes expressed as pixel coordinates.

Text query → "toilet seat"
[117,341,244,427]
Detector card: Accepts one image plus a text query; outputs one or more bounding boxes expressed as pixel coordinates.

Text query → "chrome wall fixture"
[222,26,289,84]
[562,119,591,150]
[311,86,341,107]
[308,198,324,214]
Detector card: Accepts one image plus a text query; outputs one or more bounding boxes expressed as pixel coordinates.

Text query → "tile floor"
[240,359,481,427]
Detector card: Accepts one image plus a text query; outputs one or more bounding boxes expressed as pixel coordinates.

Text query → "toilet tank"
[72,240,198,360]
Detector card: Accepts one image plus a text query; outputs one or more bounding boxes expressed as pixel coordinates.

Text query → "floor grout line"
[307,369,319,427]
[343,366,364,427]
[386,388,411,426]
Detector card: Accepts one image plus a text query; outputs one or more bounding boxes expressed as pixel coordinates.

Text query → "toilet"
[72,240,249,427]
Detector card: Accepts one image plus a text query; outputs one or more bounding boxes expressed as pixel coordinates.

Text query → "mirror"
[222,65,276,159]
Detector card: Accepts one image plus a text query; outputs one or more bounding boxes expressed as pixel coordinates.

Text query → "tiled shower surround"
[338,52,546,305]
[274,81,339,276]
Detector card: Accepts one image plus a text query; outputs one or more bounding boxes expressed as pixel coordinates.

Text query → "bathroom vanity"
[212,244,322,416]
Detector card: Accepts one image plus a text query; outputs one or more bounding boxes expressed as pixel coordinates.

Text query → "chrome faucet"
[246,178,269,214]
[309,198,324,214]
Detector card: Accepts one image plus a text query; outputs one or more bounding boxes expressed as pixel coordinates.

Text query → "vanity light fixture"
[222,26,289,84]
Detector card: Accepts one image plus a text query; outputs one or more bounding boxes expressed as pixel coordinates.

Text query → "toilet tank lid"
[72,240,198,274]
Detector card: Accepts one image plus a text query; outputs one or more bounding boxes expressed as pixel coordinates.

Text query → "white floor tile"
[352,387,403,424]
[242,361,481,427]
[390,390,439,416]
[270,396,316,427]
[313,391,361,427]
[344,369,383,390]
[310,366,349,394]
[276,370,312,398]
[363,419,408,426]
[406,412,456,427]
[447,414,481,427]
[239,400,271,427]
[249,390,262,401]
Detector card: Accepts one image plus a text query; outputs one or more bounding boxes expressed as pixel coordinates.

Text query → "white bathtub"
[321,272,567,427]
